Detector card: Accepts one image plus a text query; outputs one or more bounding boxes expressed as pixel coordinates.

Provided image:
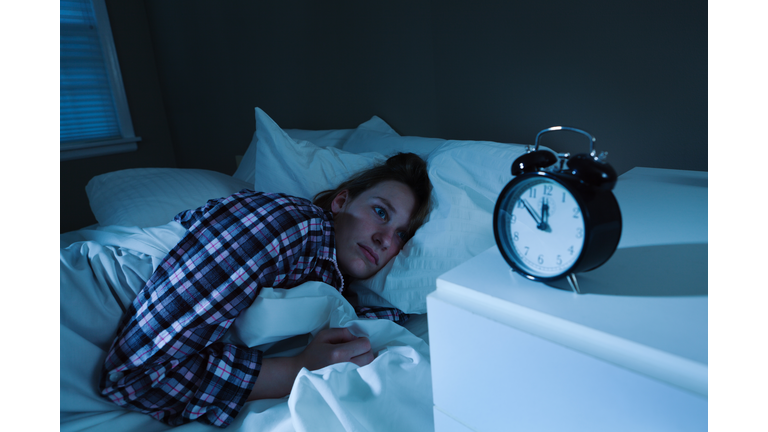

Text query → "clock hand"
[520,199,542,225]
[539,198,550,231]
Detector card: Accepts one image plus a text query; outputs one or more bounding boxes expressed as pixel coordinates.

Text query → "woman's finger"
[330,336,371,362]
[349,350,375,367]
[316,327,357,344]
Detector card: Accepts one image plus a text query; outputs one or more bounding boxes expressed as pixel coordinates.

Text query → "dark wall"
[144,0,706,176]
[60,0,177,233]
[61,0,707,232]
[143,1,442,174]
[429,0,707,171]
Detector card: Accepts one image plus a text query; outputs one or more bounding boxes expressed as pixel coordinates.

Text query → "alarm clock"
[493,126,622,293]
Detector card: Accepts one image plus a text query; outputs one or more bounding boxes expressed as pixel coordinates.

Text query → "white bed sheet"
[60,224,433,432]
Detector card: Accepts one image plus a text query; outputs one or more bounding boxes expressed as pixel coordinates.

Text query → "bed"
[60,107,537,431]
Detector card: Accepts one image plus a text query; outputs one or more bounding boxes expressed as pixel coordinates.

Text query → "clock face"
[496,176,586,279]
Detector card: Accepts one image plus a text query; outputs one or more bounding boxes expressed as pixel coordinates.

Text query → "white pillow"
[350,139,532,314]
[252,107,387,201]
[233,109,396,184]
[86,168,253,228]
[351,115,399,135]
[283,128,356,148]
[233,129,354,184]
[342,121,445,159]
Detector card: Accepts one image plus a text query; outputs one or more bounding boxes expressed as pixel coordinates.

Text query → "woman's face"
[331,180,416,280]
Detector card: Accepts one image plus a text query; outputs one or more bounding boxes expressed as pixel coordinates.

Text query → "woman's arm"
[99,192,345,428]
[248,327,374,400]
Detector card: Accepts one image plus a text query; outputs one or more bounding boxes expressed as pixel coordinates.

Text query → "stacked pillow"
[249,108,387,200]
[232,114,397,184]
[341,116,444,159]
[85,110,387,230]
[85,107,535,314]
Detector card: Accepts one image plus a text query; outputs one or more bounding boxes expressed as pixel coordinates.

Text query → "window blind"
[60,0,139,159]
[60,0,120,142]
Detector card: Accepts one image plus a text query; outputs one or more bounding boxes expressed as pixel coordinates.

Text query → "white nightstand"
[427,167,708,432]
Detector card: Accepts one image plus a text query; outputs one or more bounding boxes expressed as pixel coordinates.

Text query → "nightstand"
[427,167,707,431]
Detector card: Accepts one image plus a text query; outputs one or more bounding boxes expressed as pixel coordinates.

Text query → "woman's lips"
[359,244,379,265]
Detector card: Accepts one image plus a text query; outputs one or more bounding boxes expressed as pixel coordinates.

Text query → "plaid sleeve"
[354,305,410,325]
[174,189,253,229]
[99,191,341,428]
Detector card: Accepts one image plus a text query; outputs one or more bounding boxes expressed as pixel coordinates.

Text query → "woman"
[99,152,432,428]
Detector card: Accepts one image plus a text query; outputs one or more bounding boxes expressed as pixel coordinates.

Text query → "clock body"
[493,171,622,282]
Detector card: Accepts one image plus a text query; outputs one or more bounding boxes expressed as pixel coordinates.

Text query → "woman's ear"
[330,190,349,215]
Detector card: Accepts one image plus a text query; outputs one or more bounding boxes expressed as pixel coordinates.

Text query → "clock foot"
[567,273,581,294]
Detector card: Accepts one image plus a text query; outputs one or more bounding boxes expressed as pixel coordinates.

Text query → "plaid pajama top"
[98,191,347,427]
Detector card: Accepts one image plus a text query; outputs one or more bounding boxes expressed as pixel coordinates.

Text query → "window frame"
[60,0,141,161]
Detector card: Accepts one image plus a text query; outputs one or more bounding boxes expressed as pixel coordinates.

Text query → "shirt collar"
[320,211,345,293]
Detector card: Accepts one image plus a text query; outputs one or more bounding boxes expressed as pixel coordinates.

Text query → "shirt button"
[109,372,124,382]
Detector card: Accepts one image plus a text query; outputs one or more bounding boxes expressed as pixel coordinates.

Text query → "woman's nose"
[373,228,394,250]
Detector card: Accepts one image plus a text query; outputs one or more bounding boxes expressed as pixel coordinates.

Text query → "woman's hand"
[297,327,374,370]
[247,327,373,400]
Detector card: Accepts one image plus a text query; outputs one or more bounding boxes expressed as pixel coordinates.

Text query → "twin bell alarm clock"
[492,126,622,293]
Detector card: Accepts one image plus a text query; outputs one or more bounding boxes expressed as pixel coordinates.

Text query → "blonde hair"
[313,152,432,239]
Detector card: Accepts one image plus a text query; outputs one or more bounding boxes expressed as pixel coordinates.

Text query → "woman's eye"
[397,232,407,241]
[374,207,387,220]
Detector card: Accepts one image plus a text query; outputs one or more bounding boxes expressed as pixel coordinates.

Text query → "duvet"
[60,223,433,432]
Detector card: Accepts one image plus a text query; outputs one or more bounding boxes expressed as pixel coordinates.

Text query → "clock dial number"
[573,207,581,219]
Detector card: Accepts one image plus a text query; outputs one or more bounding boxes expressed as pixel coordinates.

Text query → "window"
[60,0,140,160]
